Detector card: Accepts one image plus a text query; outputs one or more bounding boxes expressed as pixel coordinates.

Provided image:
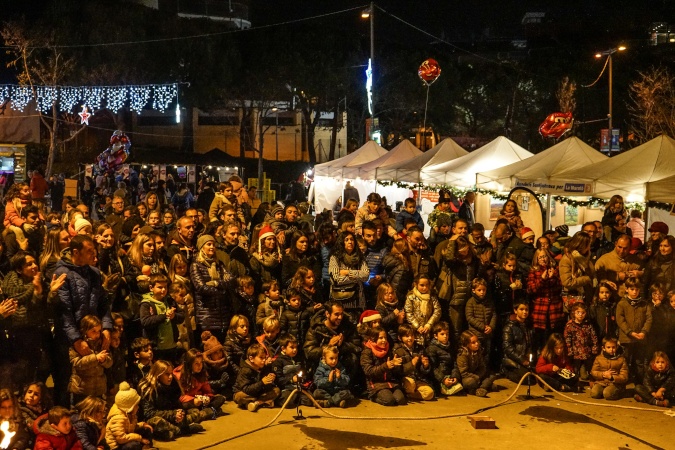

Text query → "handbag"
[330,283,358,301]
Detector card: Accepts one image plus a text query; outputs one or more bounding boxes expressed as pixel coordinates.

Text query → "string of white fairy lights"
[0,83,178,114]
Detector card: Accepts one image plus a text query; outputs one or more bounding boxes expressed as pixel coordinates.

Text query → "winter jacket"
[591,348,629,387]
[215,240,251,280]
[377,301,403,343]
[68,336,113,397]
[643,253,675,294]
[527,266,564,330]
[642,365,675,394]
[249,253,282,290]
[404,291,441,344]
[589,300,617,339]
[71,413,104,450]
[208,192,243,223]
[255,334,281,361]
[280,304,311,347]
[33,414,83,450]
[558,252,596,303]
[616,297,652,344]
[1,269,48,329]
[30,173,49,200]
[313,360,351,394]
[224,334,250,377]
[54,250,113,345]
[564,319,599,361]
[501,316,533,370]
[456,347,487,386]
[328,255,369,310]
[233,359,277,397]
[173,365,214,407]
[435,239,483,306]
[425,338,460,388]
[271,353,305,390]
[465,293,497,339]
[139,293,183,350]
[281,253,321,289]
[493,268,526,317]
[105,404,143,450]
[535,353,573,376]
[360,346,401,397]
[303,319,361,368]
[382,253,414,305]
[393,342,433,384]
[256,296,283,330]
[139,378,184,424]
[356,205,395,237]
[191,257,233,336]
[395,210,424,233]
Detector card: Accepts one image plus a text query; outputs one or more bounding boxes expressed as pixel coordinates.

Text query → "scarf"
[365,339,389,359]
[655,251,674,264]
[413,287,431,319]
[200,250,221,280]
[256,251,280,268]
[342,251,361,267]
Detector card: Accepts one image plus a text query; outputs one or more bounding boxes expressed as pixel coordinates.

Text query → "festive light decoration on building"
[78,105,92,125]
[0,83,179,114]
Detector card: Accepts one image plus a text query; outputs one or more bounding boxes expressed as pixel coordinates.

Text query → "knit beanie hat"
[270,205,284,218]
[521,227,535,241]
[74,218,92,233]
[197,234,215,251]
[437,215,452,228]
[201,331,224,356]
[555,225,569,237]
[359,310,382,325]
[115,382,141,412]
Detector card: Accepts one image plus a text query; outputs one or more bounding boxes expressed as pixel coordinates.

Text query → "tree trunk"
[329,100,339,161]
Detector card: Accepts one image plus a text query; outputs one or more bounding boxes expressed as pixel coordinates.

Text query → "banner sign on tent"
[514,179,592,195]
[412,190,440,203]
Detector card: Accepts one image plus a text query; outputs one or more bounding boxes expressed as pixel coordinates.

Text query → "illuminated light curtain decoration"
[35,86,58,113]
[0,83,179,114]
[9,86,33,111]
[129,85,152,114]
[105,86,127,113]
[152,84,177,113]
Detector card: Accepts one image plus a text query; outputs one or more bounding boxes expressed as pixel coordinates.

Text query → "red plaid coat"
[527,266,564,330]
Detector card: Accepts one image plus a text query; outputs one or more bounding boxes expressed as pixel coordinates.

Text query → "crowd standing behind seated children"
[4,182,675,447]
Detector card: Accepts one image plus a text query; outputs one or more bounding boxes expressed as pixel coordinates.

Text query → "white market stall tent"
[421,136,534,186]
[342,139,423,180]
[313,140,387,212]
[375,137,469,182]
[476,136,608,194]
[551,134,675,202]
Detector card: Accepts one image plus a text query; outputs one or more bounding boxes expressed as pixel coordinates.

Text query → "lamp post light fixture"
[595,45,626,130]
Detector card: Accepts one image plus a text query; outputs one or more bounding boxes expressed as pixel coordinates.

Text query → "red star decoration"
[78,105,92,125]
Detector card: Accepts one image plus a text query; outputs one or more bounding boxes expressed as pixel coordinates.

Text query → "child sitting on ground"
[313,345,355,408]
[360,327,407,406]
[256,316,282,364]
[138,360,207,441]
[564,303,599,382]
[590,337,629,400]
[233,343,281,412]
[173,349,226,418]
[106,382,154,450]
[456,330,496,397]
[69,315,113,405]
[224,315,251,378]
[393,324,434,401]
[72,396,107,450]
[200,331,230,395]
[426,321,463,396]
[128,338,154,388]
[33,406,81,450]
[271,334,312,408]
[19,382,51,444]
[535,333,578,392]
[634,351,675,407]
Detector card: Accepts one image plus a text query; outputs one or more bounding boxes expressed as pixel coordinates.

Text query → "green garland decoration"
[376,180,668,212]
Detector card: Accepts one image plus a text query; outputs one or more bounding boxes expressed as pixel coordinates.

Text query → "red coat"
[33,414,83,450]
[31,173,49,200]
[173,364,214,404]
[535,353,573,376]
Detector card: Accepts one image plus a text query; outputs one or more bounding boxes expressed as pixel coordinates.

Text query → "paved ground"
[159,380,673,450]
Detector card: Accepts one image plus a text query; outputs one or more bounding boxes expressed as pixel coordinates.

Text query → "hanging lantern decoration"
[538,112,574,139]
[418,58,442,86]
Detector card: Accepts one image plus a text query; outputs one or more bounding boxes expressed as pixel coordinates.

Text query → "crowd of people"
[0,171,674,449]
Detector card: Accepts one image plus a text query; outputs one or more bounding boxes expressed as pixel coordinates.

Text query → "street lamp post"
[595,45,626,130]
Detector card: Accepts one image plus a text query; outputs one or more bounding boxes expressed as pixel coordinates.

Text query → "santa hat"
[258,224,275,251]
[359,310,382,325]
[521,227,535,241]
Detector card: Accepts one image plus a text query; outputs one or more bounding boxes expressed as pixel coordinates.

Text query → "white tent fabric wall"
[476,136,607,193]
[342,139,422,180]
[420,136,533,186]
[550,135,675,202]
[374,138,468,182]
[314,140,387,178]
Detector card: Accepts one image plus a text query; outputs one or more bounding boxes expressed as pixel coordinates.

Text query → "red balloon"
[418,58,441,85]
[539,112,574,139]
